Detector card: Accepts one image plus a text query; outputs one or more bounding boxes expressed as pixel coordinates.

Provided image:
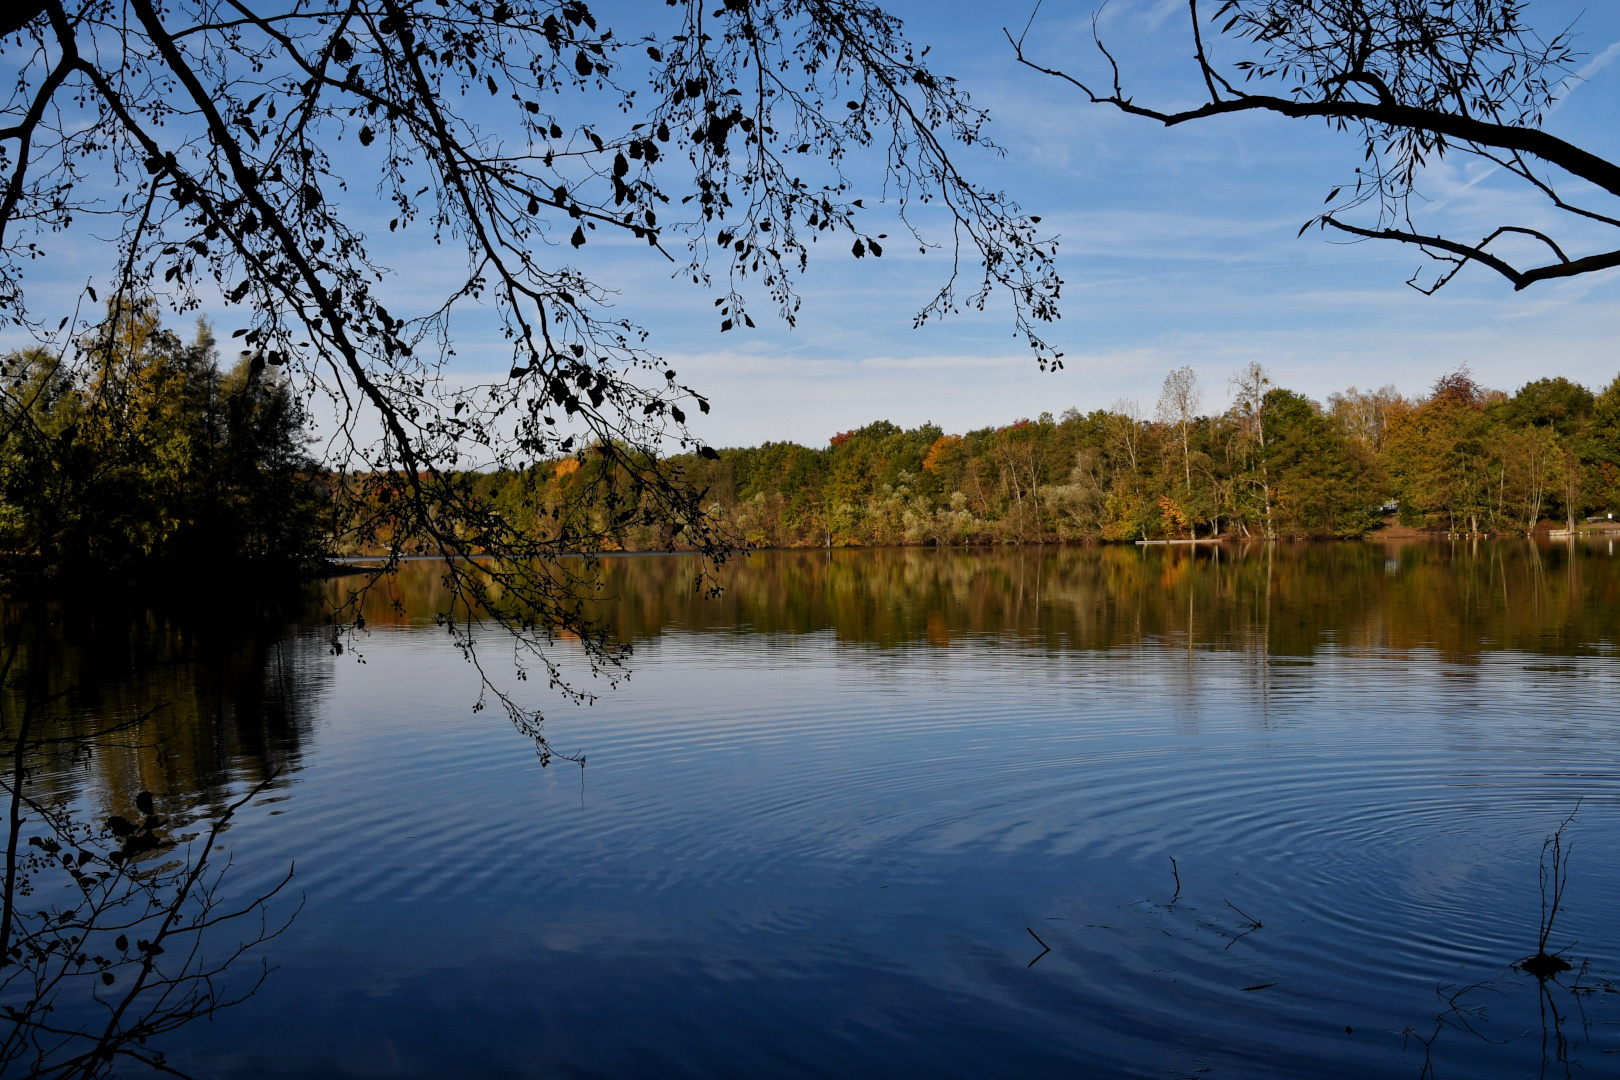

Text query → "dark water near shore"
[19,541,1620,1078]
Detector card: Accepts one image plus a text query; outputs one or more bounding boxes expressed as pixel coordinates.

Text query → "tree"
[1505,422,1561,533]
[1156,365,1202,501]
[1011,0,1620,294]
[1326,384,1403,452]
[0,0,1060,709]
[1229,361,1274,537]
[1383,367,1505,533]
[1554,441,1583,534]
[1107,397,1144,480]
[0,301,324,579]
[1261,387,1382,536]
[1593,375,1620,513]
[1502,377,1595,437]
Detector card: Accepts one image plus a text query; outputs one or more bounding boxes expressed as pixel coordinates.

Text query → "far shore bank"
[321,521,1620,573]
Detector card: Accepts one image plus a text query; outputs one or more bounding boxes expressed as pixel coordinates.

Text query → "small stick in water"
[1026,927,1051,967]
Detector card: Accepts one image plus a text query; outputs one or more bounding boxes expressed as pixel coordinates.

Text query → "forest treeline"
[7,306,1620,580]
[466,363,1620,551]
[0,302,326,584]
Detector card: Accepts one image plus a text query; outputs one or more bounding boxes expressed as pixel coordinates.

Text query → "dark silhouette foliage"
[0,0,1060,710]
[0,604,299,1079]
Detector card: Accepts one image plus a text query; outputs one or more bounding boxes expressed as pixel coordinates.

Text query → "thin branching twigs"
[0,604,298,1078]
[1012,0,1619,292]
[2,0,1058,751]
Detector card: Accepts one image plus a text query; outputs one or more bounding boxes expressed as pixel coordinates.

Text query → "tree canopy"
[372,364,1620,549]
[0,0,1065,703]
[0,302,324,581]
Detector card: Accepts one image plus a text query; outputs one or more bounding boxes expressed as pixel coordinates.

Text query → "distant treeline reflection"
[339,541,1620,660]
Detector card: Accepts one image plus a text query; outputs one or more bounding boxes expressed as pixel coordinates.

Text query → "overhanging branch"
[1320,216,1620,290]
[1008,0,1620,293]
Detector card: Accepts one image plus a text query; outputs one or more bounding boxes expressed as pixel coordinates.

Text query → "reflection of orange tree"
[347,542,1620,664]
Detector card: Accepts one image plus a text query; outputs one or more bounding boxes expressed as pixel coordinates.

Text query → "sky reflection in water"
[51,542,1620,1078]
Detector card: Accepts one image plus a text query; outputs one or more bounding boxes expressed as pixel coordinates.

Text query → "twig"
[1519,801,1580,978]
[1026,926,1051,967]
[1223,899,1262,949]
[1224,899,1262,928]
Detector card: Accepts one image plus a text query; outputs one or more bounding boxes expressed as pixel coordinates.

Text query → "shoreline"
[319,526,1618,572]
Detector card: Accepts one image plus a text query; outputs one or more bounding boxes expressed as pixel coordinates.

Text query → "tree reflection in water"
[336,538,1620,662]
[0,590,327,1077]
[327,541,1620,1078]
[3,541,1592,1075]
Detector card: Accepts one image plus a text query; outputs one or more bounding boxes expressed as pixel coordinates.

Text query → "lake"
[12,540,1620,1078]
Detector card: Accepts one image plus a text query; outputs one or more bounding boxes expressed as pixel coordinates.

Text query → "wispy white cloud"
[1551,37,1620,112]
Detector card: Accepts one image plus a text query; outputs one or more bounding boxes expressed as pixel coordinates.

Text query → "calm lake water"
[21,541,1620,1078]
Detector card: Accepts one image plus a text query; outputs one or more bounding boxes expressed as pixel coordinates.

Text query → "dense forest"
[455,362,1620,551]
[0,302,326,584]
[6,310,1620,577]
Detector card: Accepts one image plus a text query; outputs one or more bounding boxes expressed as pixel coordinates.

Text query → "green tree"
[1384,370,1498,534]
[0,301,323,581]
[1591,375,1620,515]
[1502,378,1595,437]
[1263,389,1383,537]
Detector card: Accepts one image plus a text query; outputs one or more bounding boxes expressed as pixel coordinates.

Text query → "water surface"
[26,541,1620,1078]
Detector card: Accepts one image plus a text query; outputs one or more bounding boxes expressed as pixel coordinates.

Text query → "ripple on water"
[192,622,1620,1079]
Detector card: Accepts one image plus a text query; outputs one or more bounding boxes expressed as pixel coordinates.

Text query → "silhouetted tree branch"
[1011,0,1616,293]
[0,608,298,1078]
[1,0,1061,735]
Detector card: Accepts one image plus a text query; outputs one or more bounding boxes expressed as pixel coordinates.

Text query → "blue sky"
[649,0,1620,446]
[14,0,1620,449]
